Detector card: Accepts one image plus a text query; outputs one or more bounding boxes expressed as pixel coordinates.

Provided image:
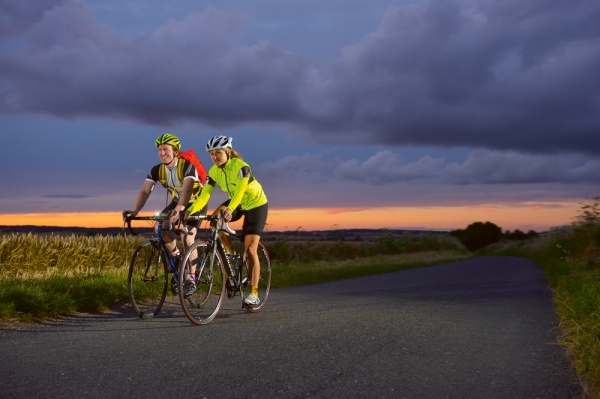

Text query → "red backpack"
[179,149,208,185]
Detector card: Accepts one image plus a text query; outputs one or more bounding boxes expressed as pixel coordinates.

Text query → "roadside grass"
[274,251,472,288]
[0,231,470,322]
[0,272,127,323]
[481,219,600,397]
[0,232,136,323]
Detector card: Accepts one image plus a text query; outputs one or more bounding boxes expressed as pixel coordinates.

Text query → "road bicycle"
[178,213,272,325]
[122,212,190,319]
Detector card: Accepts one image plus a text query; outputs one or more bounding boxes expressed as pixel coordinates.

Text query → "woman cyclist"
[185,135,268,306]
[124,133,207,285]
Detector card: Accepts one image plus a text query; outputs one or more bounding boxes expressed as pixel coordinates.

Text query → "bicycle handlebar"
[180,214,215,236]
[122,212,192,237]
[122,211,236,237]
[180,212,237,236]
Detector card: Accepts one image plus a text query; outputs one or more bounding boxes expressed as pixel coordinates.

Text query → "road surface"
[0,256,582,398]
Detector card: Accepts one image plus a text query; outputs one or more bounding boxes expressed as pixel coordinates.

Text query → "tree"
[450,221,503,252]
[573,196,600,226]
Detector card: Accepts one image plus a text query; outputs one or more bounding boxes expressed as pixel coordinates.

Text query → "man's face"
[158,144,177,166]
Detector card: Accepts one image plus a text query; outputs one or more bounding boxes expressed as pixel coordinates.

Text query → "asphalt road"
[0,256,583,398]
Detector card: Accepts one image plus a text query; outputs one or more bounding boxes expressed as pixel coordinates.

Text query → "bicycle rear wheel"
[242,241,271,313]
[128,240,168,319]
[179,240,225,325]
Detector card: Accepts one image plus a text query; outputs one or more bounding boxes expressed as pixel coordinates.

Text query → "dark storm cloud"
[258,149,600,186]
[299,0,600,154]
[0,2,309,124]
[1,0,599,155]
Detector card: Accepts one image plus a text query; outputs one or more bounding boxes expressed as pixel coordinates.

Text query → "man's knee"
[161,231,174,242]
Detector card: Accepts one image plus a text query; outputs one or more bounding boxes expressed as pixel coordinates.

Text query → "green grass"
[0,272,128,323]
[0,232,138,322]
[0,231,469,322]
[273,251,472,288]
[482,220,600,397]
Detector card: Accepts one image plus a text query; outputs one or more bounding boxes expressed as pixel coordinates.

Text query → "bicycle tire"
[243,241,271,313]
[179,240,226,325]
[128,240,168,319]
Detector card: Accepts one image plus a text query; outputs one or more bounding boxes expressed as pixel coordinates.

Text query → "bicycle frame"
[187,214,244,293]
[124,213,191,318]
[156,222,181,274]
[125,214,182,270]
[179,212,271,324]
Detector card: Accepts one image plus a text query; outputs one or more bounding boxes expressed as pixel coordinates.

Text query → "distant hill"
[0,225,446,242]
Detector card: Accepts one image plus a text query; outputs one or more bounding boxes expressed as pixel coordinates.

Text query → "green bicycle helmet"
[155,133,181,150]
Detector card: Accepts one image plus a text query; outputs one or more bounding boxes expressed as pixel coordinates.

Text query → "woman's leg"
[244,234,261,288]
[213,204,235,252]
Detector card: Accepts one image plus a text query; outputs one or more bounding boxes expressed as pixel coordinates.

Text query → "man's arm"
[174,177,195,212]
[130,180,155,214]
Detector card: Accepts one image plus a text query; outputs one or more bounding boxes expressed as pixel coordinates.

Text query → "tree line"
[449,221,539,252]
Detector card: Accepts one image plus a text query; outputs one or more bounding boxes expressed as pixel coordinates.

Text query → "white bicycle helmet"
[206,135,233,152]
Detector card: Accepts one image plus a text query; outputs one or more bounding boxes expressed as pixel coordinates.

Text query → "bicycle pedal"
[242,301,257,310]
[170,276,179,295]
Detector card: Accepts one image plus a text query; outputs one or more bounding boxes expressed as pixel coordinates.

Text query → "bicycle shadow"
[0,293,256,333]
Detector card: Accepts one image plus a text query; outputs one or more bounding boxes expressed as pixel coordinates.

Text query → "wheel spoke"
[244,242,271,313]
[128,241,168,318]
[179,241,225,325]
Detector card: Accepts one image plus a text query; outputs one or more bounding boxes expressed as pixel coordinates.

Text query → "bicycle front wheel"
[243,241,271,313]
[128,240,168,319]
[179,240,226,325]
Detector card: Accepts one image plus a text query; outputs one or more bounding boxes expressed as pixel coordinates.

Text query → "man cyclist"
[124,133,207,294]
[185,135,268,306]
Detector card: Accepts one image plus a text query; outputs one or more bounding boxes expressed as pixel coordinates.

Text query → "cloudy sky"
[0,0,598,232]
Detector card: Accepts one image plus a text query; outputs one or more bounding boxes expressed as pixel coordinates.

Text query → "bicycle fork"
[141,242,163,282]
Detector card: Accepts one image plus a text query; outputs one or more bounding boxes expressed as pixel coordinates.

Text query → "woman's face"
[209,149,229,166]
[158,144,177,166]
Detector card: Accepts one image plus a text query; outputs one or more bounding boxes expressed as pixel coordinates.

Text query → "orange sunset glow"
[0,201,579,232]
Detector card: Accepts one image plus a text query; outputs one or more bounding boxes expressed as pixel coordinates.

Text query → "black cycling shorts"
[221,201,268,236]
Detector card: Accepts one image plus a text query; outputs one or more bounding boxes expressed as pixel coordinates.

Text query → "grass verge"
[273,250,472,288]
[0,271,128,323]
[482,221,600,398]
[0,251,472,322]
